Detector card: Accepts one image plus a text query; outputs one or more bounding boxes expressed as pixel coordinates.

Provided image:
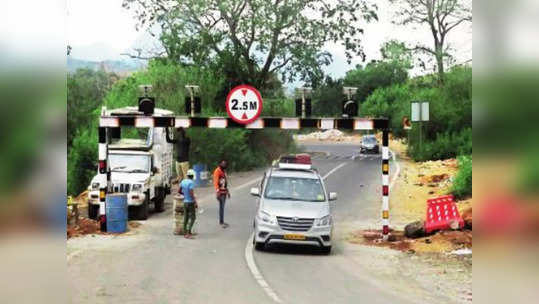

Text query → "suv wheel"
[253,235,265,251]
[320,246,332,255]
[88,203,99,220]
[154,187,165,213]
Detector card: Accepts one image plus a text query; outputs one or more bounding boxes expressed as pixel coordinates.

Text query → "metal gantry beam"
[99,115,389,130]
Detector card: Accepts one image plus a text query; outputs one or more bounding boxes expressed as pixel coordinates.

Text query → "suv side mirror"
[151,167,159,174]
[329,192,338,201]
[250,187,260,197]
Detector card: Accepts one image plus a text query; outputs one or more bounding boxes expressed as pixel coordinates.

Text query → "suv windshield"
[363,137,377,144]
[109,154,150,173]
[264,176,325,202]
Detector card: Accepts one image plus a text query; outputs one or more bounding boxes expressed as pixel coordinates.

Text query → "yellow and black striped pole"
[381,129,390,240]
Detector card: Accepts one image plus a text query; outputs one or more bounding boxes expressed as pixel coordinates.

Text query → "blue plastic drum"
[105,194,128,233]
[193,163,209,188]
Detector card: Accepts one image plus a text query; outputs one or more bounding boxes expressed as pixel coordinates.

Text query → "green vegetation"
[451,155,472,199]
[67,61,297,195]
[67,1,472,197]
[362,66,472,161]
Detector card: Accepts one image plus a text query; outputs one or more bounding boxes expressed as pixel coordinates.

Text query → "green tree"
[122,0,377,89]
[343,60,409,104]
[68,68,117,148]
[312,76,344,117]
[389,0,471,84]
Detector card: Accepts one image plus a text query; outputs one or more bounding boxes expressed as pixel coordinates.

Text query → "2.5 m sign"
[226,85,263,125]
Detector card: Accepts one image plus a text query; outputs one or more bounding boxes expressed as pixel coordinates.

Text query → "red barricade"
[424,195,464,234]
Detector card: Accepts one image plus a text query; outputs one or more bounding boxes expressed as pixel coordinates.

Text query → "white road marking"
[244,163,346,303]
[245,234,283,303]
[322,162,347,180]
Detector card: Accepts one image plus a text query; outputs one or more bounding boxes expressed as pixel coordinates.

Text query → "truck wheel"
[88,204,99,220]
[154,187,165,213]
[137,192,149,220]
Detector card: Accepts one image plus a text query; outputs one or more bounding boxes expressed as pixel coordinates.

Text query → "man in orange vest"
[213,159,230,228]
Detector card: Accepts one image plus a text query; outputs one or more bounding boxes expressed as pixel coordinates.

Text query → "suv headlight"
[316,215,332,226]
[132,183,143,192]
[91,182,100,190]
[258,210,275,224]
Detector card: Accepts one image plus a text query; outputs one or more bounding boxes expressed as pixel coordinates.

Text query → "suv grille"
[277,216,314,232]
[112,183,130,193]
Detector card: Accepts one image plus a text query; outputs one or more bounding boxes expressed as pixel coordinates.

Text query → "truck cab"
[87,107,173,220]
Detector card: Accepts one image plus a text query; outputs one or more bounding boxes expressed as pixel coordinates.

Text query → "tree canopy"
[122,0,377,89]
[389,0,471,83]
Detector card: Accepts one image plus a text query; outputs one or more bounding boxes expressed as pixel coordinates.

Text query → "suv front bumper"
[254,219,333,247]
[88,191,146,206]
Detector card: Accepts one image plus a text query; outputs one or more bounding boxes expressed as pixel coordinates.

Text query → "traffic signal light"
[342,87,358,118]
[295,97,312,117]
[295,87,312,117]
[138,96,155,115]
[185,96,201,115]
[342,100,358,117]
[138,84,155,115]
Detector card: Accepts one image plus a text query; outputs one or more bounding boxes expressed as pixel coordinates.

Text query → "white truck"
[87,107,174,220]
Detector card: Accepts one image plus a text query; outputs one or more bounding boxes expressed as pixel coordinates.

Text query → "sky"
[67,0,472,79]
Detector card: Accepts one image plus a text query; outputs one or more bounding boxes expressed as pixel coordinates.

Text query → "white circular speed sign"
[225,85,263,124]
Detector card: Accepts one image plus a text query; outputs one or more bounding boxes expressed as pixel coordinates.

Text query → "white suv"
[250,155,337,254]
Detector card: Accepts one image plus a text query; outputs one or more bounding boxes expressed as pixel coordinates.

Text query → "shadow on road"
[260,244,332,256]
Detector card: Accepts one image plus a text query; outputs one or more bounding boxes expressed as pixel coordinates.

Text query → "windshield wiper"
[269,197,304,201]
[127,169,147,173]
[111,166,127,171]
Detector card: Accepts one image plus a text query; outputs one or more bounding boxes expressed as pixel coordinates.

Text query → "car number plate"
[284,234,306,240]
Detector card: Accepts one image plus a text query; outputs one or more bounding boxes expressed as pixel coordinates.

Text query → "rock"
[387,234,397,242]
[449,219,460,230]
[462,207,472,229]
[404,220,425,238]
[425,238,432,244]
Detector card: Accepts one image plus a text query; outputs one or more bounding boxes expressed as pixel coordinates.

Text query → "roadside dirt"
[348,229,472,254]
[67,218,142,239]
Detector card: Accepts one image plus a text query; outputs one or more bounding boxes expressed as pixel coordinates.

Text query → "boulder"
[405,220,426,238]
[462,207,472,230]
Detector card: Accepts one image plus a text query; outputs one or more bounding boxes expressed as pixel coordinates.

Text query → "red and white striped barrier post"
[97,126,108,232]
[381,130,390,240]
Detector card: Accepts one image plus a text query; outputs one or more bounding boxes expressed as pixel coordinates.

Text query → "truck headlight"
[91,182,100,190]
[258,210,275,224]
[132,183,143,192]
[316,215,332,226]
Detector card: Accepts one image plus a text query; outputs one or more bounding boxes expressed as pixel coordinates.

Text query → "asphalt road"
[68,143,412,304]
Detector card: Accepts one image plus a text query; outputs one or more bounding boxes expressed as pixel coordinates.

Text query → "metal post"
[301,94,305,118]
[381,129,390,240]
[190,88,195,117]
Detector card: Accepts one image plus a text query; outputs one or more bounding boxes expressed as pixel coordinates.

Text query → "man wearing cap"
[179,169,197,238]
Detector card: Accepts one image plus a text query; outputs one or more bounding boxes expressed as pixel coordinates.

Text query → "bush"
[67,129,98,195]
[362,66,472,161]
[452,155,472,199]
[408,128,472,161]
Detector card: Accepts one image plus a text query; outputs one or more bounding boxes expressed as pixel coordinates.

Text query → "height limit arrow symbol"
[241,89,248,96]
